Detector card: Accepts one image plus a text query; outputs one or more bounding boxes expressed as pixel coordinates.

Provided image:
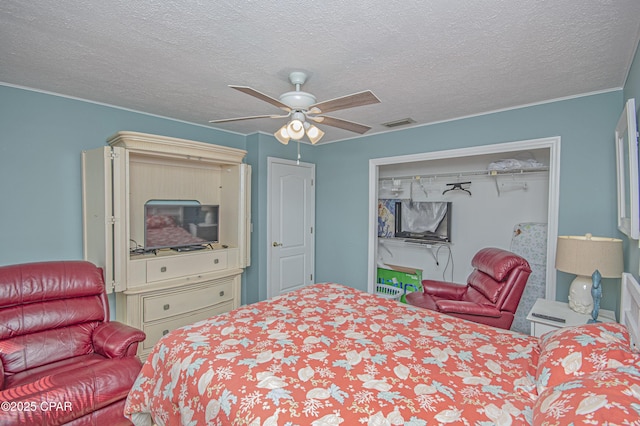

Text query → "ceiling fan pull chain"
[297,141,301,164]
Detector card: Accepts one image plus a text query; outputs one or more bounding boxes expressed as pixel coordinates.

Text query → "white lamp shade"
[305,124,324,144]
[286,119,305,140]
[556,233,623,314]
[275,125,290,145]
[555,234,623,278]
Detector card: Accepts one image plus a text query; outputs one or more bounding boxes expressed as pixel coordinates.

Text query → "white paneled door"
[268,158,315,298]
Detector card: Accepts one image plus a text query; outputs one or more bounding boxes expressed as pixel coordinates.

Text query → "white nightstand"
[526,298,617,337]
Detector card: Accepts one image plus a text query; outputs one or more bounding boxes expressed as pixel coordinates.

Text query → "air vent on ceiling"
[381,118,416,128]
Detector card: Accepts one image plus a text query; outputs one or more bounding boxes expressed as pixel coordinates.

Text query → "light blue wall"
[2,56,637,316]
[312,91,624,313]
[0,86,245,267]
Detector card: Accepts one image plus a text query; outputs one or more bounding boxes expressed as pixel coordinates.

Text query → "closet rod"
[379,166,549,182]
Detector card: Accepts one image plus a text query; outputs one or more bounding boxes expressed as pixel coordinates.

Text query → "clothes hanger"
[442,182,472,196]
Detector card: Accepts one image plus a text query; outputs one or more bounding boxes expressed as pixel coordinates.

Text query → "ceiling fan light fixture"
[305,123,324,144]
[275,124,290,145]
[287,119,305,140]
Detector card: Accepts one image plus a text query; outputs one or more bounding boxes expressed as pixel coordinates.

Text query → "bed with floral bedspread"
[125,283,640,425]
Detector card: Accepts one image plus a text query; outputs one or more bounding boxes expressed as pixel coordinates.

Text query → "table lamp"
[555,233,623,317]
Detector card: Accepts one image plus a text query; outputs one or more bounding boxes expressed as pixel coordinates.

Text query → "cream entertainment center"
[82,131,251,359]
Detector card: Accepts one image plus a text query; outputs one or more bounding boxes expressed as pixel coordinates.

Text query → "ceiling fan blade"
[229,85,291,112]
[311,115,372,134]
[310,90,380,114]
[209,114,288,123]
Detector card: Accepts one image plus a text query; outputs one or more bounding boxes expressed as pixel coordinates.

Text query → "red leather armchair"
[0,261,146,425]
[405,248,532,329]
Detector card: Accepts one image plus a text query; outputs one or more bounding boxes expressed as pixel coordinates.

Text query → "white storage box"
[375,283,404,300]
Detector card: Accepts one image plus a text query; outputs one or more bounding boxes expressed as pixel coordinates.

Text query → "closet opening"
[367,136,560,333]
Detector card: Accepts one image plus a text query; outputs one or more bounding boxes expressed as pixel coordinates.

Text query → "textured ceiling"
[2,1,640,144]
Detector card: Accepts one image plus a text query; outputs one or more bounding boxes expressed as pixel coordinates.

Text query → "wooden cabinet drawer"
[143,279,234,322]
[143,301,235,351]
[146,251,227,283]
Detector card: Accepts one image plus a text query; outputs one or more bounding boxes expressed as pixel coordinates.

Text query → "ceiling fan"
[209,71,381,145]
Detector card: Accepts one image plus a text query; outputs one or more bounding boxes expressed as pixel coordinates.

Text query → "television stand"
[83,131,249,360]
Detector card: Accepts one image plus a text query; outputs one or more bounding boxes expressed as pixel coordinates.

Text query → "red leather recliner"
[0,261,146,425]
[405,247,532,329]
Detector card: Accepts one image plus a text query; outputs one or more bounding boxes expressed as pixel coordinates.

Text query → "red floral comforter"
[125,283,539,425]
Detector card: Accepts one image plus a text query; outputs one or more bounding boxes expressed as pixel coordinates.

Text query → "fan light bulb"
[305,124,324,144]
[275,125,290,145]
[287,119,305,140]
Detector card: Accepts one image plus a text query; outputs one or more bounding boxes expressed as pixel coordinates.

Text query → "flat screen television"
[143,202,219,251]
[394,201,452,242]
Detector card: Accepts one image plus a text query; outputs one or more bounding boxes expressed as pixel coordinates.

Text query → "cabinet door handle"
[162,329,169,336]
[272,242,283,247]
[160,266,167,273]
[163,304,170,310]
[214,258,219,264]
[219,290,225,297]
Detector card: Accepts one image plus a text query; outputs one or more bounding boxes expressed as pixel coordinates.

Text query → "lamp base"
[568,275,593,314]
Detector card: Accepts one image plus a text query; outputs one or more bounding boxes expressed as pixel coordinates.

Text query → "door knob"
[272,242,283,247]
